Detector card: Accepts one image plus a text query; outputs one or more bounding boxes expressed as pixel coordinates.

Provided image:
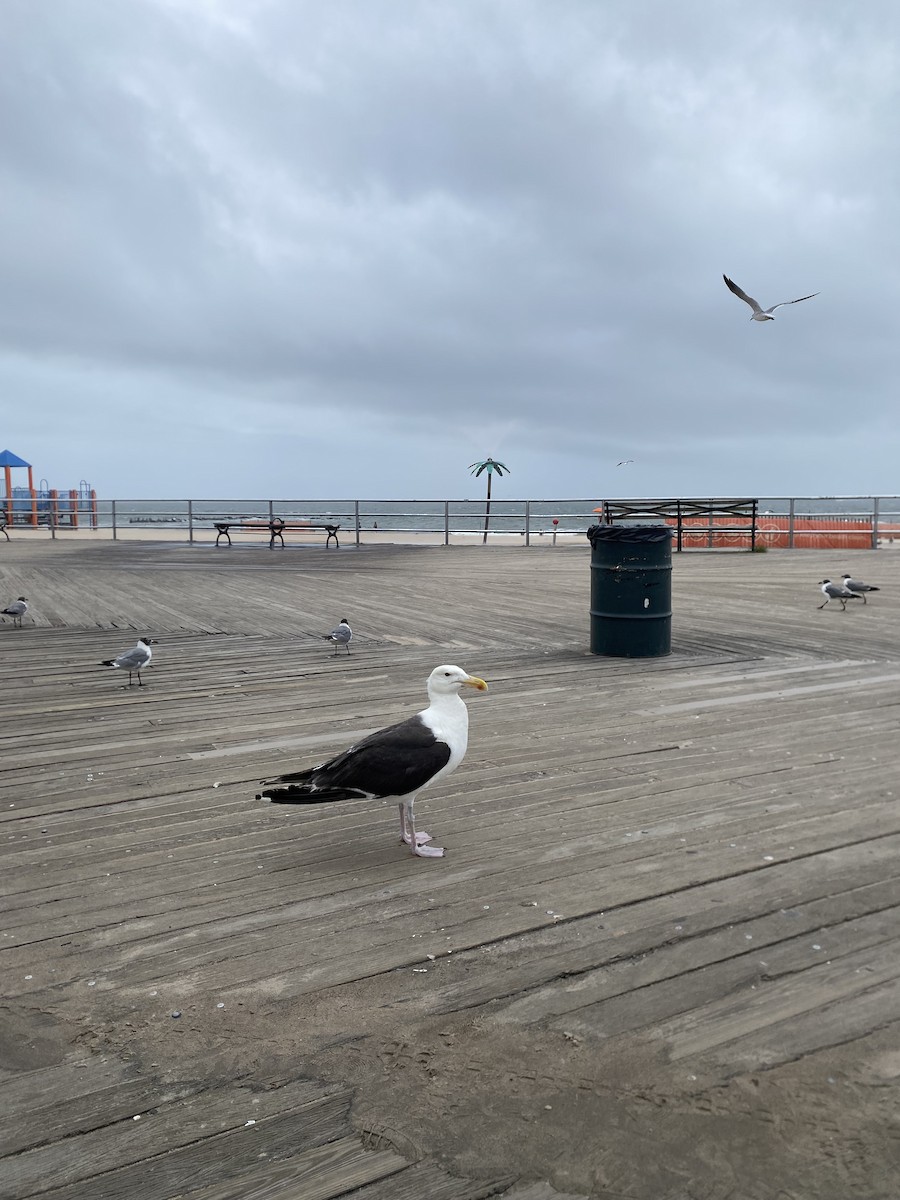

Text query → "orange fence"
[668,515,885,550]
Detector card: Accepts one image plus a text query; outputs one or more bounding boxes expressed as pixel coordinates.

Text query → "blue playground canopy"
[0,449,32,469]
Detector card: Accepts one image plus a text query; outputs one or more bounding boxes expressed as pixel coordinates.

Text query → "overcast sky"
[2,0,899,500]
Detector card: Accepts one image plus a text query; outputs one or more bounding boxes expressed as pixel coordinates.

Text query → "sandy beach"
[3,524,583,548]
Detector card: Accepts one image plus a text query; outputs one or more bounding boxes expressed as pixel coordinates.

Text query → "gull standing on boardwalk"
[818,580,860,611]
[258,665,488,858]
[326,618,352,656]
[101,638,156,685]
[841,574,880,604]
[2,597,28,627]
[723,275,819,321]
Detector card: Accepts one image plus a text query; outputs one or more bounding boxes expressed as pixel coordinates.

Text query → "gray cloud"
[2,0,899,498]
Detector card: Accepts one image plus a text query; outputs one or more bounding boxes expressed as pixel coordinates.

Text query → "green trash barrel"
[587,524,673,657]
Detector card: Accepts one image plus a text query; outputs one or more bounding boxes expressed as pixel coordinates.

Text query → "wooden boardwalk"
[1,539,898,1200]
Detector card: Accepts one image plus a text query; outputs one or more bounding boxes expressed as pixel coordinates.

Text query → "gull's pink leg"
[404,800,444,858]
[398,801,432,847]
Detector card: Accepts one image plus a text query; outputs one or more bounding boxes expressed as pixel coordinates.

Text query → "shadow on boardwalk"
[1,540,899,1199]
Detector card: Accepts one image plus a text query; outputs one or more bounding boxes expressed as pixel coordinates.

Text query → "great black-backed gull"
[2,597,28,627]
[101,638,156,685]
[326,618,352,655]
[818,580,860,611]
[724,275,818,321]
[258,664,488,858]
[841,574,880,604]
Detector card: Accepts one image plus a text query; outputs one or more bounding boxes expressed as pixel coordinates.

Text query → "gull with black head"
[101,638,157,685]
[841,574,880,604]
[817,580,860,611]
[2,597,28,628]
[326,618,352,656]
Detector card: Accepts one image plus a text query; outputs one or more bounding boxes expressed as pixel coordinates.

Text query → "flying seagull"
[326,618,352,656]
[258,664,488,858]
[817,580,860,611]
[2,597,28,628]
[101,637,156,685]
[723,275,819,321]
[616,460,635,467]
[841,574,880,604]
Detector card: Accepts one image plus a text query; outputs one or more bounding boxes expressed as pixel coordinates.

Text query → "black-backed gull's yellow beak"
[463,675,488,692]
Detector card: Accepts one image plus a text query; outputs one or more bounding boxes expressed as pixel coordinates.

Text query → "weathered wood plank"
[1,1082,348,1199]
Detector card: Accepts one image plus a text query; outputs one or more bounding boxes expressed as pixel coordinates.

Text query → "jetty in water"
[1,538,898,1200]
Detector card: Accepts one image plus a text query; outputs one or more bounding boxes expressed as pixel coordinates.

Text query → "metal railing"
[5,497,899,550]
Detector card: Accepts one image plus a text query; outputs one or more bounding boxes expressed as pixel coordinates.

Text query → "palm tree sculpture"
[469,457,510,544]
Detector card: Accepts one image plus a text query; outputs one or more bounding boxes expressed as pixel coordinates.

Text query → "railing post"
[525,500,530,547]
[443,501,450,546]
[788,498,795,549]
[872,496,880,549]
[188,499,194,545]
[355,500,360,547]
[268,498,274,522]
[111,499,117,541]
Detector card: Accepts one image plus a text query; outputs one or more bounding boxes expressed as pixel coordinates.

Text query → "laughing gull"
[2,597,28,628]
[616,460,635,467]
[258,665,488,858]
[101,638,156,685]
[817,580,860,611]
[841,574,880,604]
[326,618,352,656]
[724,275,819,321]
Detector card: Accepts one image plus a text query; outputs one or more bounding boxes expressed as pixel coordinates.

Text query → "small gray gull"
[101,637,156,685]
[841,574,880,604]
[258,664,488,858]
[724,275,819,321]
[817,580,860,611]
[326,618,352,656]
[2,597,28,628]
[616,460,635,467]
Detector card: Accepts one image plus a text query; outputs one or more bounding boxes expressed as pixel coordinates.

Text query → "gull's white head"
[427,664,489,697]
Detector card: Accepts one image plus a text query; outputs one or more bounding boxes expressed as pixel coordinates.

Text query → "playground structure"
[0,449,98,530]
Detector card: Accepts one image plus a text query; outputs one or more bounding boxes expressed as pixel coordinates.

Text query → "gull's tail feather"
[101,659,117,667]
[258,784,358,804]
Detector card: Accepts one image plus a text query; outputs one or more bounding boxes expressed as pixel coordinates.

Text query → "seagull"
[101,638,156,685]
[326,618,352,656]
[817,580,860,611]
[2,597,28,628]
[258,664,488,858]
[616,460,635,467]
[841,574,880,604]
[723,274,819,321]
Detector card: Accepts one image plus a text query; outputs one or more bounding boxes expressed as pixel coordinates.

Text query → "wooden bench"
[213,518,340,549]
